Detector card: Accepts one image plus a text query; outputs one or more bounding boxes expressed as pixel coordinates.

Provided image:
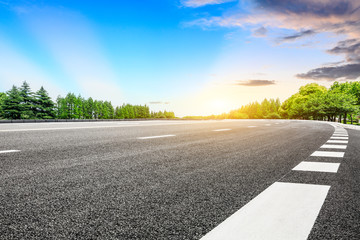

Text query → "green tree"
[56,96,69,119]
[34,86,56,119]
[0,92,6,118]
[279,83,327,119]
[260,98,270,118]
[19,81,36,119]
[330,81,360,123]
[2,85,23,119]
[83,97,94,119]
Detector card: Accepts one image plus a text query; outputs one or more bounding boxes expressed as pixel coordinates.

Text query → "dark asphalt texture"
[0,120,358,239]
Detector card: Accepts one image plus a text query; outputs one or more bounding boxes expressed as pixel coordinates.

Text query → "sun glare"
[209,99,231,115]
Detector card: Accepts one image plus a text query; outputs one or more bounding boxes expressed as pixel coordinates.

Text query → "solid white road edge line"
[0,125,141,132]
[0,121,213,132]
[321,144,347,149]
[311,151,344,158]
[213,129,231,132]
[200,182,330,240]
[292,161,340,173]
[137,134,176,139]
[0,150,21,154]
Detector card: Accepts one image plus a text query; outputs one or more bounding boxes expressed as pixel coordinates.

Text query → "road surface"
[1,120,359,239]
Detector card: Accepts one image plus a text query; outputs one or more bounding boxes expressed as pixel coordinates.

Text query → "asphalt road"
[0,120,359,239]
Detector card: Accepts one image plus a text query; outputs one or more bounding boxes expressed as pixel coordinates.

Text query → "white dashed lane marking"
[334,132,347,134]
[330,136,348,140]
[311,151,344,158]
[136,135,175,140]
[321,144,347,149]
[213,129,231,132]
[327,140,348,144]
[332,133,348,136]
[200,182,330,240]
[202,126,347,239]
[293,161,340,173]
[0,150,21,154]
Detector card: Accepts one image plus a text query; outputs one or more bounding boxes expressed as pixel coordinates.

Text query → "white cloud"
[181,0,236,8]
[185,0,360,80]
[186,0,360,36]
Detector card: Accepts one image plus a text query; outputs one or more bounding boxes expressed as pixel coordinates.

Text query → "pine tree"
[2,85,23,119]
[19,81,36,119]
[34,86,56,119]
[0,92,6,119]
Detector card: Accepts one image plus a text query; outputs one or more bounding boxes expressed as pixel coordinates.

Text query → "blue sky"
[1,0,359,116]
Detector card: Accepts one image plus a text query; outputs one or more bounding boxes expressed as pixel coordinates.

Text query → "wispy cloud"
[149,101,170,104]
[0,1,9,6]
[298,38,360,81]
[252,26,268,37]
[181,0,235,8]
[327,39,360,62]
[186,0,360,81]
[297,64,360,81]
[279,29,316,42]
[235,80,276,86]
[297,38,360,81]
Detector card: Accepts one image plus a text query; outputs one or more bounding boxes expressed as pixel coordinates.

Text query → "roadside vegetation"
[0,82,175,120]
[188,81,360,125]
[1,81,359,124]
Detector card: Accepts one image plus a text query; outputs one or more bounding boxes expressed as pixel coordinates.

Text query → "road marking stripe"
[0,125,142,132]
[321,144,347,149]
[137,134,175,139]
[327,140,348,144]
[200,182,330,240]
[0,121,214,132]
[332,134,348,137]
[334,131,347,134]
[293,161,340,173]
[311,151,344,158]
[330,137,348,140]
[213,129,231,132]
[265,124,271,126]
[0,150,21,154]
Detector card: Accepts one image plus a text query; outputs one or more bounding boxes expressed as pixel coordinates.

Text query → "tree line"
[279,82,360,123]
[184,98,282,120]
[191,81,360,124]
[0,82,175,120]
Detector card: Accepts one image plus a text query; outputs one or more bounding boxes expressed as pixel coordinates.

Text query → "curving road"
[0,120,359,239]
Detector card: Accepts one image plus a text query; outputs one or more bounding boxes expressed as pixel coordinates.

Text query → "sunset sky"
[1,0,359,116]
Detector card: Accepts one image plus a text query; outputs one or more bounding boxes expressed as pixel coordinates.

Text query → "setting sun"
[209,99,230,115]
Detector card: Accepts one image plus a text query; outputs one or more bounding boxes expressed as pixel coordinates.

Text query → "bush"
[265,113,281,119]
[234,112,249,119]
